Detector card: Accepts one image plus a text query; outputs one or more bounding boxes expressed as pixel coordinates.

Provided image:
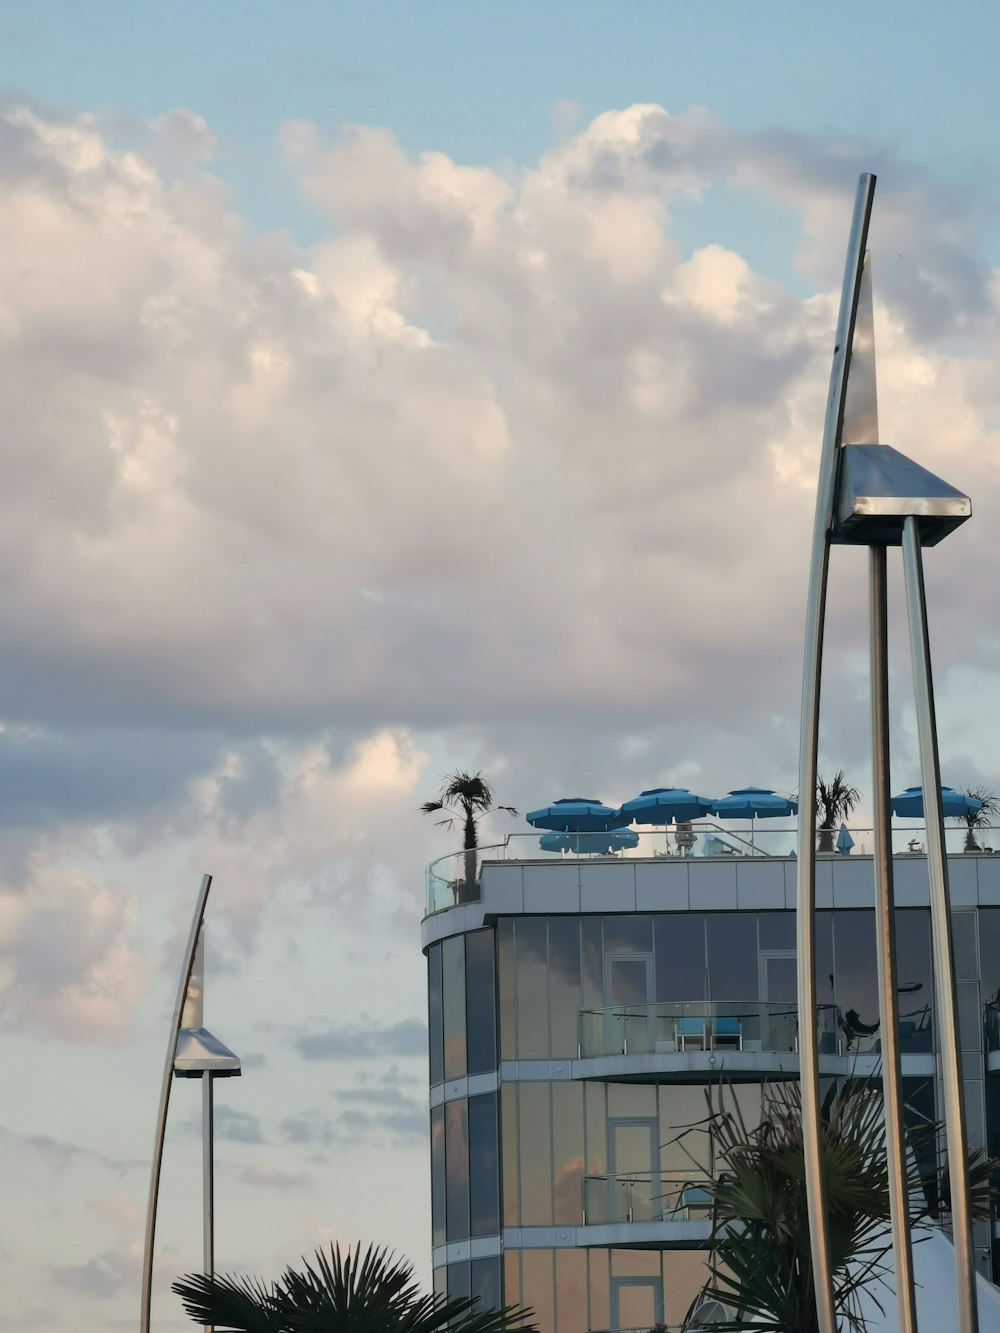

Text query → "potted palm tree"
[816,771,860,854]
[421,771,518,903]
[174,1241,535,1333]
[953,785,1000,853]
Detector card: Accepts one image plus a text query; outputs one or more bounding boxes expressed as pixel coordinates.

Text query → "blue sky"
[5,6,1000,1330]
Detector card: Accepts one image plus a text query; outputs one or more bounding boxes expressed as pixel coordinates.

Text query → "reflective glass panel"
[707,913,757,1002]
[516,918,549,1059]
[503,1251,521,1311]
[498,918,516,1060]
[581,917,603,1010]
[442,935,467,1079]
[471,1257,501,1316]
[552,1082,585,1224]
[428,944,443,1086]
[518,1083,553,1224]
[521,1251,554,1333]
[433,1267,447,1300]
[758,911,794,949]
[430,1104,445,1248]
[662,1252,712,1327]
[555,1250,587,1333]
[448,1262,471,1301]
[612,1278,661,1329]
[654,914,706,1001]
[587,1250,609,1333]
[958,980,982,1052]
[978,909,1000,1005]
[500,1083,519,1225]
[445,1099,470,1241]
[895,909,933,1051]
[585,1081,607,1175]
[953,911,978,980]
[548,917,582,1057]
[834,911,879,1043]
[604,915,652,954]
[466,929,497,1075]
[469,1092,500,1236]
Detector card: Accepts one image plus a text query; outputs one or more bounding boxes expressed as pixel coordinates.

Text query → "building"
[421,827,1000,1332]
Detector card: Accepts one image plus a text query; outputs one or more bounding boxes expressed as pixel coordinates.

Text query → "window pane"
[662,1252,712,1328]
[445,1099,470,1241]
[979,909,1000,1004]
[548,917,581,1057]
[430,1105,446,1248]
[503,1251,521,1312]
[834,910,878,1037]
[448,1261,471,1302]
[442,935,467,1079]
[521,1250,554,1333]
[501,1083,519,1225]
[469,1092,500,1236]
[758,911,794,949]
[654,914,706,1002]
[604,915,652,954]
[471,1257,501,1315]
[895,909,933,1051]
[958,980,982,1052]
[428,945,444,1086]
[518,1083,553,1224]
[516,918,549,1059]
[552,1082,585,1224]
[953,911,978,980]
[587,1250,609,1333]
[498,918,516,1060]
[555,1250,587,1333]
[466,929,497,1075]
[581,917,603,1010]
[707,913,757,1002]
[585,1081,607,1175]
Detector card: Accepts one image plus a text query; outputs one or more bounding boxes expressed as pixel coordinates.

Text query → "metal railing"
[582,1171,713,1226]
[578,1000,933,1060]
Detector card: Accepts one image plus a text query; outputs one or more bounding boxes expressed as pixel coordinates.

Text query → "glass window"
[758,911,795,949]
[501,1083,519,1226]
[707,913,757,1002]
[445,1099,470,1241]
[816,911,835,1012]
[442,935,467,1080]
[469,1092,500,1236]
[521,1250,554,1333]
[433,1267,447,1300]
[896,910,933,1051]
[428,944,444,1086]
[471,1257,501,1315]
[555,1250,587,1333]
[654,914,706,1002]
[466,929,497,1075]
[903,1075,937,1214]
[662,1252,712,1328]
[548,917,582,1057]
[518,1083,553,1225]
[516,918,549,1059]
[498,918,516,1060]
[585,1081,607,1175]
[552,1082,585,1224]
[448,1261,471,1302]
[953,911,978,980]
[604,915,652,954]
[587,1250,609,1333]
[834,911,879,1034]
[581,917,604,1010]
[503,1251,521,1312]
[430,1105,446,1248]
[958,980,982,1052]
[978,909,1000,1005]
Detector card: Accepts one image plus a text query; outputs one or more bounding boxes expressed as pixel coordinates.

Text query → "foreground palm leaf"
[173,1241,535,1333]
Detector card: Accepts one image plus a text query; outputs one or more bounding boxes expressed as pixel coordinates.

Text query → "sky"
[2,3,1000,1329]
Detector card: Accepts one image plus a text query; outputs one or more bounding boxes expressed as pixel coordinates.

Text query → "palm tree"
[816,771,861,853]
[173,1241,535,1333]
[953,784,1000,853]
[695,1079,994,1332]
[421,771,517,902]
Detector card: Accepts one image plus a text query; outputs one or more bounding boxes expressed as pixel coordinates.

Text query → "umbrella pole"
[902,517,979,1332]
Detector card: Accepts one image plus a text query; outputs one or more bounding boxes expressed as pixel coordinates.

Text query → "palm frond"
[171,1271,285,1331]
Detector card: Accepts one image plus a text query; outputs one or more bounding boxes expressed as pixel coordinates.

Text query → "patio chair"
[675,1183,713,1220]
[711,1016,743,1050]
[675,1016,707,1051]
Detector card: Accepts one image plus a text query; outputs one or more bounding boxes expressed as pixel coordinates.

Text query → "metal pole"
[796,172,875,1333]
[901,516,978,1333]
[203,1072,215,1333]
[869,544,918,1333]
[140,874,213,1333]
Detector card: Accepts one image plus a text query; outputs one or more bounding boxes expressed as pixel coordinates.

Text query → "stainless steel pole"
[796,172,875,1333]
[140,873,214,1333]
[203,1072,215,1333]
[901,516,978,1332]
[869,544,918,1333]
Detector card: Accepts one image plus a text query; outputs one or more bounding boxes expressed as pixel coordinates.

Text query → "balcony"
[575,1172,713,1249]
[573,1001,935,1082]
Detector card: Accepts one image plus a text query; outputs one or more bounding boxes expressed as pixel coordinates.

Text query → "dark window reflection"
[895,910,933,1052]
[604,915,652,954]
[834,911,878,1048]
[516,918,549,1059]
[430,1105,446,1248]
[903,1076,938,1214]
[466,929,497,1075]
[428,944,444,1086]
[498,918,516,1061]
[471,1257,501,1314]
[758,912,795,950]
[469,1092,500,1236]
[979,909,1000,1006]
[581,917,603,1011]
[448,1261,471,1302]
[442,936,467,1079]
[953,911,978,981]
[445,1099,470,1241]
[707,913,757,1002]
[654,914,706,1001]
[548,917,582,1057]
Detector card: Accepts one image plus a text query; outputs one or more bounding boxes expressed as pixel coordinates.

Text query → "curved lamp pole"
[139,873,213,1333]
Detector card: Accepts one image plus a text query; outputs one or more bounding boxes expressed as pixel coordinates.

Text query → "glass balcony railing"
[577,1000,933,1060]
[582,1171,713,1225]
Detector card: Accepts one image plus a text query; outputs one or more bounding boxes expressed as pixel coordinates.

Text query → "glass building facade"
[424,860,1000,1332]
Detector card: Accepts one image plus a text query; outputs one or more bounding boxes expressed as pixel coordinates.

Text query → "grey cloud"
[212,1104,266,1144]
[0,1125,142,1174]
[296,1018,427,1061]
[51,1247,133,1298]
[239,1165,311,1190]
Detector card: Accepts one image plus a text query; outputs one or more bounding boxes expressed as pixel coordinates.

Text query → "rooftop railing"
[424,826,1000,915]
[582,1170,712,1226]
[578,999,933,1060]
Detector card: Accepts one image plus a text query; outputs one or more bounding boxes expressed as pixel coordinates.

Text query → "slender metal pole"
[140,874,214,1333]
[869,545,918,1333]
[901,517,979,1332]
[796,172,875,1333]
[203,1073,215,1333]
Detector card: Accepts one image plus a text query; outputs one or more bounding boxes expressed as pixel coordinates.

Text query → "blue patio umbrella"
[889,785,981,818]
[620,787,716,825]
[710,787,798,819]
[525,797,630,832]
[539,830,640,855]
[836,823,855,855]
